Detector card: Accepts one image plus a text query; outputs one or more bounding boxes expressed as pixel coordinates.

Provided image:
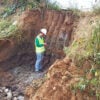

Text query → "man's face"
[41,33,45,36]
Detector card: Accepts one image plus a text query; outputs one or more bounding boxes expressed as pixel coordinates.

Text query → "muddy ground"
[0,65,47,100]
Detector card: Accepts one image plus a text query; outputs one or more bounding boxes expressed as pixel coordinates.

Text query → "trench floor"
[0,65,47,99]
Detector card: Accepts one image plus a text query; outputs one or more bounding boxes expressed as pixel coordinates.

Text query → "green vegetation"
[65,21,100,68]
[66,19,100,99]
[0,0,61,40]
[92,5,100,15]
[92,22,100,66]
[0,0,61,18]
[0,19,23,41]
[0,1,39,18]
[47,2,61,11]
[64,37,92,67]
[71,69,100,99]
[67,8,81,17]
[0,20,11,31]
[0,20,25,43]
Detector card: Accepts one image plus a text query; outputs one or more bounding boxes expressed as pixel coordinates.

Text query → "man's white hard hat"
[40,28,47,35]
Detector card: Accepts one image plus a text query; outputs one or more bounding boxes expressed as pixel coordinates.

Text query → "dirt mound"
[25,58,90,100]
[25,77,46,99]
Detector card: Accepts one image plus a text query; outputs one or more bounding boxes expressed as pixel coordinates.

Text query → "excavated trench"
[0,9,76,99]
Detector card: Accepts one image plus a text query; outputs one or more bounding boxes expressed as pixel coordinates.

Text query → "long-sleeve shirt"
[35,35,44,47]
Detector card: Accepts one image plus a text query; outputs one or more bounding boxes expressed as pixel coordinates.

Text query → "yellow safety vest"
[35,36,45,53]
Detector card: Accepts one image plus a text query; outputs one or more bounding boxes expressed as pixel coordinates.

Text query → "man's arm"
[35,38,44,47]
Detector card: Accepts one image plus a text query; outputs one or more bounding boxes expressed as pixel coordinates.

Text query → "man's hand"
[44,43,47,46]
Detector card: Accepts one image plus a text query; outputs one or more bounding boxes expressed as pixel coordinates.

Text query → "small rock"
[6,86,12,90]
[12,21,18,25]
[12,86,18,92]
[6,90,13,100]
[13,91,19,97]
[65,71,73,78]
[62,76,68,81]
[17,95,24,100]
[13,97,18,100]
[4,88,9,93]
[53,87,56,90]
[2,87,6,91]
[0,88,3,93]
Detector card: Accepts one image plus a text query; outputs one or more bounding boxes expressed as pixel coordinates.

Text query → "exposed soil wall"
[0,39,15,62]
[0,9,76,70]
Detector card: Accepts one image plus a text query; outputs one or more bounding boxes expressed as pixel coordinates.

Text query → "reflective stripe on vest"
[35,36,45,53]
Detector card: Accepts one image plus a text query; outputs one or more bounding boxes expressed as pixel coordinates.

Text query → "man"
[35,28,47,72]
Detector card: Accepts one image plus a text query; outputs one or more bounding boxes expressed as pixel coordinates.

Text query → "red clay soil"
[26,58,96,100]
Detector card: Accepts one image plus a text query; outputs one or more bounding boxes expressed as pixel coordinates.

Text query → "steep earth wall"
[0,9,76,70]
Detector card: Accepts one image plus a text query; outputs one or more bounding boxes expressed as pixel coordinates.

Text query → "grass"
[92,22,100,66]
[92,6,100,15]
[67,7,81,17]
[0,1,39,18]
[71,71,100,99]
[0,19,23,42]
[47,1,61,11]
[65,16,100,99]
[64,17,100,67]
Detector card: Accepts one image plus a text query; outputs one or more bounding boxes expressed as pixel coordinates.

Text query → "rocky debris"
[0,86,24,100]
[5,89,12,100]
